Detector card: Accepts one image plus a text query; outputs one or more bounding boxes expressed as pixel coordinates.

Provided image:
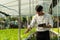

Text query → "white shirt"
[28,13,53,32]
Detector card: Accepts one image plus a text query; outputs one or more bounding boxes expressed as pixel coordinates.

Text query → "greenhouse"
[0,0,60,40]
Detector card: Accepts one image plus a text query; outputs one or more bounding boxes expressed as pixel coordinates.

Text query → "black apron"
[36,31,50,40]
[36,23,50,40]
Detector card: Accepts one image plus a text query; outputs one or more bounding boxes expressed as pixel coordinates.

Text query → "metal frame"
[18,0,21,40]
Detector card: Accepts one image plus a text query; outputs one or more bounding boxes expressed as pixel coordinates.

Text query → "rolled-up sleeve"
[28,16,36,28]
[48,15,53,27]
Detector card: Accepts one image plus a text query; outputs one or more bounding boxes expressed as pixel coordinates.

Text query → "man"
[25,5,53,40]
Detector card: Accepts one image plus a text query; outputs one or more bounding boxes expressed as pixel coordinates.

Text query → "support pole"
[18,0,21,40]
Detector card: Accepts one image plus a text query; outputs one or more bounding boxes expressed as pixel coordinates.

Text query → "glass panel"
[0,0,18,40]
[43,1,51,13]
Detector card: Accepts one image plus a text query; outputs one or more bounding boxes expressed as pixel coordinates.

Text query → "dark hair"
[35,5,43,12]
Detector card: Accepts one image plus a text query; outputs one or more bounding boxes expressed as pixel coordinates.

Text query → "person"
[25,5,53,40]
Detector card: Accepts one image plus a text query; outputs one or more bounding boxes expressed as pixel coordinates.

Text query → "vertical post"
[18,0,21,40]
[26,16,28,28]
[29,0,31,24]
[57,0,59,40]
[32,0,34,14]
[36,0,38,4]
[51,0,53,40]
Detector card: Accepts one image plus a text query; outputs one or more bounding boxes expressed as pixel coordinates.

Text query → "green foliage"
[51,36,58,40]
[10,17,18,21]
[0,18,5,21]
[0,29,18,40]
[0,28,60,40]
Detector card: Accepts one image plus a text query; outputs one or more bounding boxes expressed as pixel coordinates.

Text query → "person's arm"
[25,16,36,34]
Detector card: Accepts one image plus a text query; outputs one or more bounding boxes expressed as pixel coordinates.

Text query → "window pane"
[0,0,18,40]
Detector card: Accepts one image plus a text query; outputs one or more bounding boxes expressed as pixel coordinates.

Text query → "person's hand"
[24,30,28,34]
[24,28,31,34]
[46,25,51,28]
[43,25,51,28]
[24,26,32,34]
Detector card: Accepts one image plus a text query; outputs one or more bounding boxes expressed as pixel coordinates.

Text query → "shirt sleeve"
[48,15,53,27]
[28,16,36,28]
